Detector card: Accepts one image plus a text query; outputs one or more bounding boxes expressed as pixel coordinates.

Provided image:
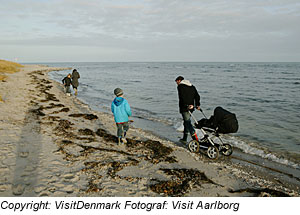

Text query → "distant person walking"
[71,69,80,96]
[62,73,72,96]
[175,76,201,144]
[111,88,132,145]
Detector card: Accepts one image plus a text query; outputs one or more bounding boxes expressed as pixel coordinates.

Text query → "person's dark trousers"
[181,111,196,140]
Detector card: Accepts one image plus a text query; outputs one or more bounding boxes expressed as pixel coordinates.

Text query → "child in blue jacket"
[111,88,132,145]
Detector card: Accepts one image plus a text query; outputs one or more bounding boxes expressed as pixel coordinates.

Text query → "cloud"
[0,0,299,61]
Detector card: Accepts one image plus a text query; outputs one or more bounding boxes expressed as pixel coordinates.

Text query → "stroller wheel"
[221,144,233,156]
[188,140,199,153]
[207,146,219,159]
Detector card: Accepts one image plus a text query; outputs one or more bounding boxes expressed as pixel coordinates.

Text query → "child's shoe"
[121,137,127,144]
[117,137,122,145]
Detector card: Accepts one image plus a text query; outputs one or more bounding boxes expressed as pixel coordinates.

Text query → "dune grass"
[0,59,24,74]
[0,59,24,101]
[0,74,6,81]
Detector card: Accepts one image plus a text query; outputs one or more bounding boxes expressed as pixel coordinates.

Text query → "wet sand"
[0,65,299,197]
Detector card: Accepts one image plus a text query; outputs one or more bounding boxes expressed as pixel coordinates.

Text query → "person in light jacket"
[111,88,132,145]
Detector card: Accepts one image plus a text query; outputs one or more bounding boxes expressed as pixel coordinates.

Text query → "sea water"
[47,62,300,171]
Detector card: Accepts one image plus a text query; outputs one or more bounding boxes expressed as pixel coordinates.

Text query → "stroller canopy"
[196,106,238,134]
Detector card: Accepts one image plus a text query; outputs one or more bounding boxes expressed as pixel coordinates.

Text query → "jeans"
[65,85,71,93]
[116,122,129,138]
[181,111,195,137]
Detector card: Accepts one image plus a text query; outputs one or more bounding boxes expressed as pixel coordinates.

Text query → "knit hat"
[114,88,123,96]
[175,76,184,82]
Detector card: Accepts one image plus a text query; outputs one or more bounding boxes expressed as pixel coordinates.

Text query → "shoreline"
[0,64,299,196]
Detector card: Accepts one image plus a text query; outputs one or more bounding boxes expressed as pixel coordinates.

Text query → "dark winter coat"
[62,77,72,86]
[71,70,80,88]
[177,80,200,113]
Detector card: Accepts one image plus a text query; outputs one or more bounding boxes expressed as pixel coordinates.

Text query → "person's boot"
[180,133,188,144]
[74,88,78,96]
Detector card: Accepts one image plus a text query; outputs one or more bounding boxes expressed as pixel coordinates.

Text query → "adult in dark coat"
[71,69,80,95]
[175,76,201,143]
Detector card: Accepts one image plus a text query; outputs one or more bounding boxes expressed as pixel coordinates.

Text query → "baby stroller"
[188,106,238,159]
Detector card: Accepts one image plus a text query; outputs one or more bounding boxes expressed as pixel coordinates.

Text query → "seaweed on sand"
[29,106,46,117]
[42,116,60,121]
[95,128,118,142]
[82,159,140,193]
[150,168,217,197]
[78,128,95,136]
[45,92,59,102]
[51,107,70,114]
[43,103,65,109]
[143,140,177,164]
[69,113,98,120]
[107,160,139,179]
[86,181,102,193]
[55,140,78,160]
[41,78,51,84]
[96,128,177,163]
[55,119,74,131]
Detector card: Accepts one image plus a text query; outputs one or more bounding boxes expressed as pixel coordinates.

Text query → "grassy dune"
[0,59,23,74]
[0,59,24,101]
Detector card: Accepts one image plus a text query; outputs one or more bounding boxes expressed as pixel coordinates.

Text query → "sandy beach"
[0,65,299,197]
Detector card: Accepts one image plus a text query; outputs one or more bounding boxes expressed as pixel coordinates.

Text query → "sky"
[0,0,300,62]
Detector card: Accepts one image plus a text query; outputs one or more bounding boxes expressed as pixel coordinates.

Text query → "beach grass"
[0,59,24,101]
[0,59,24,74]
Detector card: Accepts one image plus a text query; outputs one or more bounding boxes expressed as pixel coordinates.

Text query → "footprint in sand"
[12,184,25,196]
[19,151,29,158]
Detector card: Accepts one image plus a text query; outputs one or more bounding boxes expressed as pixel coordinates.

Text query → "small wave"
[175,122,184,132]
[227,136,300,169]
[130,80,142,83]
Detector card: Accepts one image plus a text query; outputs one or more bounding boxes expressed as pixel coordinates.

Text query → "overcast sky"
[0,0,299,62]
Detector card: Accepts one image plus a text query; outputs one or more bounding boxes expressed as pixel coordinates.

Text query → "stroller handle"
[200,109,208,119]
[188,110,199,125]
[188,108,209,124]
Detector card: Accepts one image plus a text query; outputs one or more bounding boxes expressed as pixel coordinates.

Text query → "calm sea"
[47,62,300,172]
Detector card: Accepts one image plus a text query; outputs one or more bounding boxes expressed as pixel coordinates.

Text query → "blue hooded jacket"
[111,97,132,123]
